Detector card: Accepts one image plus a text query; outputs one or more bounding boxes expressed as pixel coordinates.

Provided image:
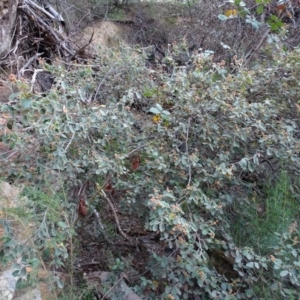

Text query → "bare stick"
[85,271,142,300]
[19,53,43,78]
[21,5,74,57]
[100,277,123,300]
[99,188,130,241]
[186,117,192,187]
[64,131,76,152]
[30,69,45,92]
[244,28,270,66]
[25,0,59,20]
[69,30,94,61]
[125,143,148,157]
[93,64,116,102]
[93,209,104,230]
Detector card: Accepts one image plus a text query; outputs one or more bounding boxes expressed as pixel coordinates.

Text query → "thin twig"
[30,69,44,92]
[125,143,148,157]
[69,30,94,61]
[21,4,74,57]
[99,188,130,241]
[12,36,28,55]
[187,204,203,258]
[15,215,59,300]
[93,209,111,244]
[93,209,104,230]
[64,131,76,152]
[260,158,275,171]
[100,277,123,300]
[93,64,116,102]
[19,53,43,78]
[186,117,192,187]
[77,11,92,28]
[25,0,59,20]
[131,248,178,282]
[244,28,270,66]
[77,182,87,198]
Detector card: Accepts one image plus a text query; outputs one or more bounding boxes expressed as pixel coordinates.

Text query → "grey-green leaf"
[218,14,228,21]
[280,270,289,277]
[149,107,161,114]
[155,103,163,111]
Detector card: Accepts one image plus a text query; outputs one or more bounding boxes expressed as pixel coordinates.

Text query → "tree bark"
[0,0,18,58]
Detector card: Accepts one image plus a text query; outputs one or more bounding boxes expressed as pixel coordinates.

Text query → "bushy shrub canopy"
[1,44,300,299]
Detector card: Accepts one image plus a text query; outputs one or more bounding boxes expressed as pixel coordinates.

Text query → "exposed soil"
[81,21,125,49]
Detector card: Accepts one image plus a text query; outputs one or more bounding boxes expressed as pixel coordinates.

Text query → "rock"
[0,269,19,300]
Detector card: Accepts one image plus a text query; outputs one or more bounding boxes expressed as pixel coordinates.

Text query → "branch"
[186,117,192,187]
[125,143,148,157]
[69,30,94,62]
[25,0,62,21]
[93,64,116,102]
[93,208,104,230]
[21,4,74,57]
[64,131,76,152]
[30,69,45,92]
[85,271,142,300]
[244,28,270,66]
[97,185,130,241]
[19,53,43,78]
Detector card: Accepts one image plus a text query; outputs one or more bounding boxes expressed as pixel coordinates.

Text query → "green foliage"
[267,15,285,33]
[1,42,300,299]
[230,171,300,299]
[232,171,298,253]
[0,187,74,294]
[218,0,287,33]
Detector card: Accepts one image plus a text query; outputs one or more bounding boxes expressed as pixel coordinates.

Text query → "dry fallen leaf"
[105,183,115,195]
[131,156,140,171]
[78,197,88,217]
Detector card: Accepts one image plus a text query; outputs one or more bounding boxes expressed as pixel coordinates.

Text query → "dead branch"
[30,68,44,92]
[69,30,94,61]
[93,208,104,230]
[19,53,43,78]
[85,271,142,300]
[25,0,62,22]
[244,27,271,66]
[2,0,91,71]
[21,5,74,58]
[100,188,130,241]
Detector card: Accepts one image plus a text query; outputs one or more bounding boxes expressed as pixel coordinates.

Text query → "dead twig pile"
[0,0,94,91]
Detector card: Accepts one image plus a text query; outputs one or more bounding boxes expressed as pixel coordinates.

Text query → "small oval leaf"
[149,107,161,115]
[280,270,289,277]
[218,14,228,21]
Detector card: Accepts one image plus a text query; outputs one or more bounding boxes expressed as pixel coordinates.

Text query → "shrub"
[1,42,299,298]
